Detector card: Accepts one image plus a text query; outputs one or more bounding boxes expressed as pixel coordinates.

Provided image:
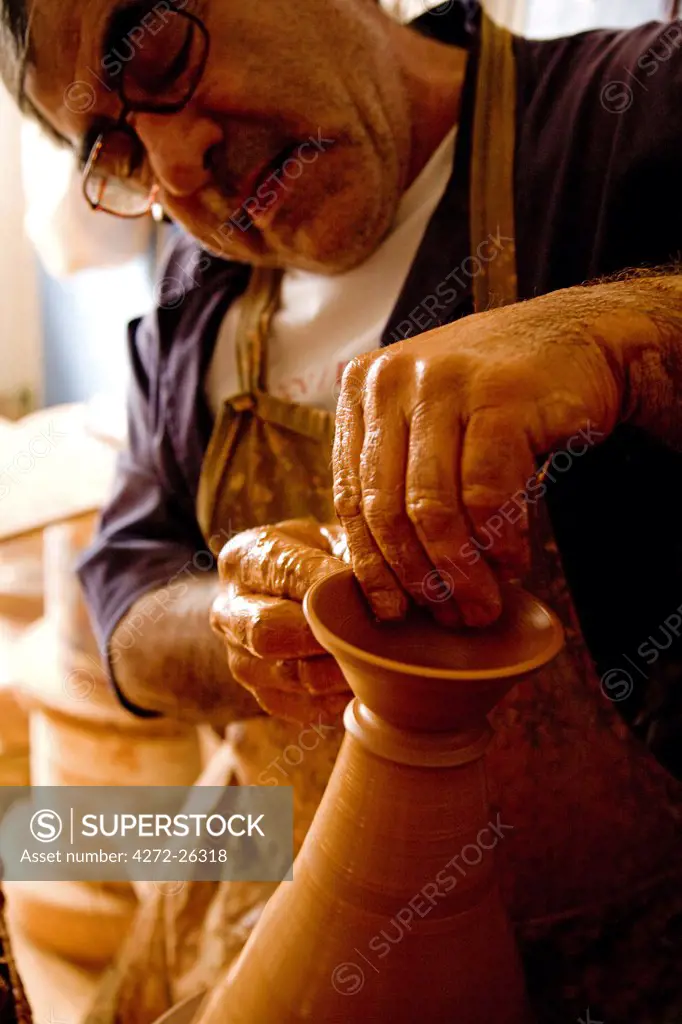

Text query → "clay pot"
[5,879,137,968]
[29,707,202,788]
[196,570,563,1024]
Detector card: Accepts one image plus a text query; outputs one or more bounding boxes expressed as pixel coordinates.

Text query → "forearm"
[110,575,262,725]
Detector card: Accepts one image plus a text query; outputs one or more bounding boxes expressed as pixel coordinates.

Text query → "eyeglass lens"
[85,8,208,215]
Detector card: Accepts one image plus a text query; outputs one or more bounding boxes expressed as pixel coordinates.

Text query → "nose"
[133,108,223,198]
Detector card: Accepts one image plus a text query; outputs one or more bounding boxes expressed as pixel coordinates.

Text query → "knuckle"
[337,355,371,404]
[362,492,403,537]
[217,527,260,580]
[406,493,458,539]
[365,350,406,393]
[333,480,363,520]
[247,616,272,655]
[344,352,374,378]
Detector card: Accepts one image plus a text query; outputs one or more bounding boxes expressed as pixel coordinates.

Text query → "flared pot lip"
[304,569,565,682]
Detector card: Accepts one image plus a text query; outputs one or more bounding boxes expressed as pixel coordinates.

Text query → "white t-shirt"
[205,127,457,416]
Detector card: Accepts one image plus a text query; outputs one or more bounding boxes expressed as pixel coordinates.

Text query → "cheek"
[273,140,400,253]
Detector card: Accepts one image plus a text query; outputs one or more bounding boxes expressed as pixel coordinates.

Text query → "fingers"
[226,644,348,696]
[461,408,534,579]
[358,362,461,624]
[334,357,408,621]
[238,686,349,727]
[218,527,346,599]
[212,589,326,659]
[298,657,349,695]
[406,399,501,626]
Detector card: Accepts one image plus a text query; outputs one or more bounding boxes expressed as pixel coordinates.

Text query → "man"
[2,0,682,1020]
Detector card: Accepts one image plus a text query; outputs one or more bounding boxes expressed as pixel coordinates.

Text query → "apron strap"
[470,11,519,311]
[234,267,284,393]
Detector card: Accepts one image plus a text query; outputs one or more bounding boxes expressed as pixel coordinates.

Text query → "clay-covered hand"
[211,519,352,725]
[334,288,623,627]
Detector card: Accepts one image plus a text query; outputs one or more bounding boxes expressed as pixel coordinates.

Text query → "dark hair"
[2,0,28,46]
[0,0,29,99]
[0,0,73,146]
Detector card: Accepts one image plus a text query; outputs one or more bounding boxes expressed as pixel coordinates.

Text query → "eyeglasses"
[82,5,209,218]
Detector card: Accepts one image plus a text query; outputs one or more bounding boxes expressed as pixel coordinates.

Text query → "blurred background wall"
[0,86,42,417]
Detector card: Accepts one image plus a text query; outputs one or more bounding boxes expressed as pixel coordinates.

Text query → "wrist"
[588,299,659,423]
[588,276,682,441]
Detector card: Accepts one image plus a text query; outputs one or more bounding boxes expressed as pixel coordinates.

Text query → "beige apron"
[88,15,682,1024]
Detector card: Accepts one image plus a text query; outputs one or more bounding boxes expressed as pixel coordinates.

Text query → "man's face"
[25,0,413,272]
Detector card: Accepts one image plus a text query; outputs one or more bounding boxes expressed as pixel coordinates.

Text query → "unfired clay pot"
[196,570,564,1023]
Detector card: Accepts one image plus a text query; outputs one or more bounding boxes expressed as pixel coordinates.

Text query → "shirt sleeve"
[515,19,682,296]
[76,310,210,717]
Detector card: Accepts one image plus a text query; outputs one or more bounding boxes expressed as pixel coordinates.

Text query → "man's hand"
[333,284,637,627]
[211,519,353,725]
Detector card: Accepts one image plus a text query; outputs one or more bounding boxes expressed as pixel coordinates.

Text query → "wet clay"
[194,570,563,1024]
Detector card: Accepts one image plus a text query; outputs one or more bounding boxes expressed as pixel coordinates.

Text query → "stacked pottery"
[0,534,41,788]
[7,513,203,968]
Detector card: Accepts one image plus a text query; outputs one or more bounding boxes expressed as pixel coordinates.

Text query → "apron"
[87,15,682,1024]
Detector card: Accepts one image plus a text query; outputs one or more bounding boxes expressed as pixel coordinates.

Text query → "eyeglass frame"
[81,6,210,218]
